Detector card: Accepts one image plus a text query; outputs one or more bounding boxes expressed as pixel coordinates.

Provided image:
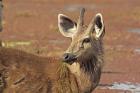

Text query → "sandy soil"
[2,0,140,93]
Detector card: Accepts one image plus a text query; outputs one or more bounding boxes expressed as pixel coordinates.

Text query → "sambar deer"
[0,8,105,93]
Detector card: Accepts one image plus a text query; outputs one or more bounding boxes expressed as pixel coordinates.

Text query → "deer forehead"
[72,32,89,41]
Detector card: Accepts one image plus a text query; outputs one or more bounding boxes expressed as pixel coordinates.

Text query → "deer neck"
[67,47,103,92]
[67,62,92,92]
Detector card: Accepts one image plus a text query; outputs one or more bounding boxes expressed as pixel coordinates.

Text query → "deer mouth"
[62,53,77,64]
[65,58,77,64]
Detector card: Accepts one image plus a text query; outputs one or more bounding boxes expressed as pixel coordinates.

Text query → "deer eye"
[83,38,90,43]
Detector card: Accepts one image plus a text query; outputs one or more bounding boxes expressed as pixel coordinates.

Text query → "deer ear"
[58,14,77,37]
[93,13,105,39]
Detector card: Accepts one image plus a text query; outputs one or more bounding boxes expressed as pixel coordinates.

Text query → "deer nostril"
[63,53,69,60]
[62,53,77,63]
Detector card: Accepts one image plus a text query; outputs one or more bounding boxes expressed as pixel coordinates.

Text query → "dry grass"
[15,11,36,18]
[2,41,31,48]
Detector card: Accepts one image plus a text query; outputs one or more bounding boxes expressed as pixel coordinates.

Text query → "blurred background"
[1,0,140,93]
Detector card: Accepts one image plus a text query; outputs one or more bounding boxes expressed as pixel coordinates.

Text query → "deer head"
[58,8,105,64]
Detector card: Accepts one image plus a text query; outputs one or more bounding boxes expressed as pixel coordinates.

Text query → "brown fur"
[0,38,104,93]
[0,37,104,93]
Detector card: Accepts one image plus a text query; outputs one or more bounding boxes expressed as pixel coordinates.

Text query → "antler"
[86,14,95,33]
[77,8,85,32]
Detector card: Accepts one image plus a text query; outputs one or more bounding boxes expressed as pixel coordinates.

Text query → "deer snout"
[62,53,77,64]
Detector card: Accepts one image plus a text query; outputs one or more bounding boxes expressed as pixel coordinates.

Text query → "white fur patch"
[67,62,81,76]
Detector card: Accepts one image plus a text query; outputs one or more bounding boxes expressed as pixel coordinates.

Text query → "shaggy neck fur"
[65,38,104,93]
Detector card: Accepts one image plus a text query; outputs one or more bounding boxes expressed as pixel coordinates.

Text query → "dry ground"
[2,0,140,93]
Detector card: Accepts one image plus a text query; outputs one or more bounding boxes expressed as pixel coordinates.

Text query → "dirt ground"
[2,0,140,93]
